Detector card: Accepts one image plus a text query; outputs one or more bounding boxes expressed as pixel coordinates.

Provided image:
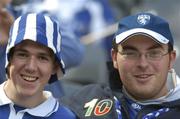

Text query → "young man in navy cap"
[61,13,180,119]
[0,13,76,118]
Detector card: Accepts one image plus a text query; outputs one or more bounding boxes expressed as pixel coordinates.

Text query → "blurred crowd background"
[1,0,180,96]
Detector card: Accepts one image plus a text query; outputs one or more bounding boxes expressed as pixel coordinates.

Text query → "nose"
[136,54,149,70]
[24,57,37,74]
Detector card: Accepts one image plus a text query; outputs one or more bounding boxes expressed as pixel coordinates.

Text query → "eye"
[14,51,28,59]
[126,51,136,55]
[38,55,50,62]
[148,50,162,57]
[123,50,138,56]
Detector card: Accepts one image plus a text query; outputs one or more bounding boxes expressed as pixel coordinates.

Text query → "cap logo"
[137,14,150,25]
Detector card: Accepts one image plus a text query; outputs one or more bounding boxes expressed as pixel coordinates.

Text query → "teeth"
[22,75,37,82]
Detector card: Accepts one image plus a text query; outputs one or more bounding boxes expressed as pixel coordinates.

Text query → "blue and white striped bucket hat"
[6,13,65,83]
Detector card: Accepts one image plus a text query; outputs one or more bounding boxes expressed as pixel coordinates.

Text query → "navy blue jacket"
[61,84,180,119]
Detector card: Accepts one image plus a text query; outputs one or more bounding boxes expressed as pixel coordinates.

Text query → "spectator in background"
[0,0,14,83]
[66,0,116,60]
[0,13,76,119]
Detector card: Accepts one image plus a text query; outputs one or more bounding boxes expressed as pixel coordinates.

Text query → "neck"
[122,86,169,102]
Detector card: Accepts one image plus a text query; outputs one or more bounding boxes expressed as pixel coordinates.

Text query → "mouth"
[135,74,153,78]
[134,74,153,82]
[21,75,38,82]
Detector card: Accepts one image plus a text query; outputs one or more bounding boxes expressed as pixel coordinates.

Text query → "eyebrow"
[14,48,53,58]
[121,44,164,51]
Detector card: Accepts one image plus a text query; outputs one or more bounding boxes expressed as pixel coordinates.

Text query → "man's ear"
[111,49,118,69]
[52,61,59,74]
[52,61,64,79]
[169,50,176,70]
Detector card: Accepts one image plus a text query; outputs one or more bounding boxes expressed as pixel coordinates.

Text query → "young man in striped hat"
[0,13,76,119]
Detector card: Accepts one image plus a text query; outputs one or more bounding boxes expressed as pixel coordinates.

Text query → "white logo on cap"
[137,14,150,25]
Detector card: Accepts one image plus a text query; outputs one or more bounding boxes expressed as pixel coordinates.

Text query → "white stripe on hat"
[8,17,21,52]
[44,16,56,53]
[23,13,37,42]
[115,28,169,44]
[5,15,21,68]
[57,30,61,53]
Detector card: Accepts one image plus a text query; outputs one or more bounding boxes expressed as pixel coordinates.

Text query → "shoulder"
[0,104,10,119]
[49,104,77,119]
[137,99,180,119]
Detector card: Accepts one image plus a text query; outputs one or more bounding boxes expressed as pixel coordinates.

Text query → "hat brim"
[115,28,169,44]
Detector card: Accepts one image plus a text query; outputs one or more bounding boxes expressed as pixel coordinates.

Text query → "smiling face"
[5,40,58,104]
[111,35,176,101]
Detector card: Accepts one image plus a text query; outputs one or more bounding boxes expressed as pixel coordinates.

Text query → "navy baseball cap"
[6,13,65,83]
[114,12,174,46]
